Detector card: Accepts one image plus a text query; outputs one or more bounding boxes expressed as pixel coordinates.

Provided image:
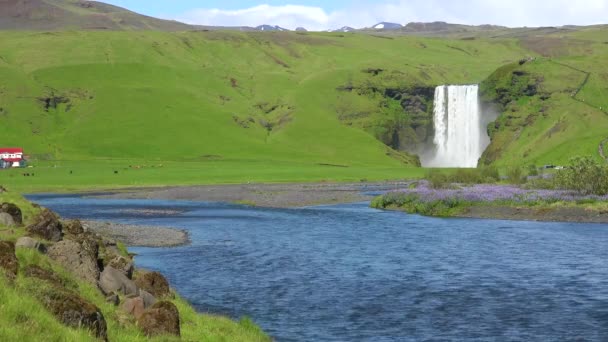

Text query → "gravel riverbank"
[88,181,412,208]
[82,220,189,247]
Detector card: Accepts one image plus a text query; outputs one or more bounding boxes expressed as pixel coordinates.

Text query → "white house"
[0,148,25,168]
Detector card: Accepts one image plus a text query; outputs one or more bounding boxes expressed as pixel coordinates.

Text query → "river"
[28,194,608,341]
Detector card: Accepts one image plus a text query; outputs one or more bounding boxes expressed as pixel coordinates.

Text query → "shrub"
[506,166,526,184]
[527,164,539,176]
[555,156,608,195]
[425,170,449,189]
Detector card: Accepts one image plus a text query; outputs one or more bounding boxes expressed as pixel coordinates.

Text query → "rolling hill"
[0,0,607,190]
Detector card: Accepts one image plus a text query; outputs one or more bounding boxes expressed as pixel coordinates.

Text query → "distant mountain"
[0,0,198,30]
[371,22,403,30]
[402,21,507,33]
[295,27,307,32]
[333,26,355,33]
[255,25,289,32]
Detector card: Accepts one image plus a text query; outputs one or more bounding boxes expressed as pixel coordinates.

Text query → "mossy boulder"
[1,202,23,226]
[26,209,63,242]
[137,301,180,337]
[134,271,171,298]
[0,240,18,279]
[23,265,65,287]
[37,286,108,341]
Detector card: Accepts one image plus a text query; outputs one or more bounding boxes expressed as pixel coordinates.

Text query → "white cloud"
[175,0,608,31]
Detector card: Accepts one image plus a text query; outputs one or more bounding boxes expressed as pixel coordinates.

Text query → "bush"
[425,170,449,189]
[506,166,526,184]
[555,156,608,195]
[527,164,539,176]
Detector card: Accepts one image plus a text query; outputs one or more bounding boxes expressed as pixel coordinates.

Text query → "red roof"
[0,148,23,154]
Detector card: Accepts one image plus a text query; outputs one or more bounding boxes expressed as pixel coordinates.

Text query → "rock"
[47,240,100,285]
[108,255,134,279]
[0,241,18,279]
[27,209,63,242]
[1,203,23,225]
[137,301,180,337]
[37,286,107,340]
[106,294,120,306]
[62,220,100,260]
[63,219,84,236]
[0,185,6,193]
[0,212,16,227]
[134,271,171,298]
[15,236,46,253]
[23,265,64,287]
[139,290,157,309]
[122,296,145,319]
[99,266,138,296]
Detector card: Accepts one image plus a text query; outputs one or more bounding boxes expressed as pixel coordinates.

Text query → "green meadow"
[0,27,607,191]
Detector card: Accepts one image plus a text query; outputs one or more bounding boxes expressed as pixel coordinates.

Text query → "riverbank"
[81,220,189,247]
[372,182,608,224]
[0,191,270,341]
[87,181,412,208]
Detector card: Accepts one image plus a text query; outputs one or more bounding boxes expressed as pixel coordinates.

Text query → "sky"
[102,0,608,31]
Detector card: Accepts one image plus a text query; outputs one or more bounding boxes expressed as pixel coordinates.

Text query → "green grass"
[0,30,529,191]
[0,28,607,190]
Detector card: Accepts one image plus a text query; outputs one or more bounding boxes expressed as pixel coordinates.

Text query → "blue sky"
[102,0,608,31]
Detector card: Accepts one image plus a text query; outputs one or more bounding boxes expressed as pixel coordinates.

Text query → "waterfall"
[422,84,487,168]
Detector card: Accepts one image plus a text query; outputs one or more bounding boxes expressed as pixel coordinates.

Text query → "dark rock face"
[137,301,180,337]
[1,202,23,225]
[47,239,100,284]
[27,209,63,242]
[99,266,138,296]
[134,271,171,298]
[38,287,107,341]
[0,240,18,279]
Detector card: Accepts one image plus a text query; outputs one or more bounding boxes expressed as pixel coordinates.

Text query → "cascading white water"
[423,85,487,168]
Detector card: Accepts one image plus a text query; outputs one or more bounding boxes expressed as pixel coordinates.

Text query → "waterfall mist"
[421,84,491,168]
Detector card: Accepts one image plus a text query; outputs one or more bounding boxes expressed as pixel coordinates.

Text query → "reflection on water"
[29,195,608,342]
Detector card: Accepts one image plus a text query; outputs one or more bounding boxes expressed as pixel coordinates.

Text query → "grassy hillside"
[0,30,529,190]
[0,25,606,191]
[0,0,195,30]
[479,26,608,167]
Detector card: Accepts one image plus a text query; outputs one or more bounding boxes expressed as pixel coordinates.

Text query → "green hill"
[0,4,607,191]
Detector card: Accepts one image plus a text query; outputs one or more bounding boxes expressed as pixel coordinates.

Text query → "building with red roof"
[0,148,26,168]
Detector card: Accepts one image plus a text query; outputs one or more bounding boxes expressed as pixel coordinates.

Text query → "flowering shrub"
[371,181,608,215]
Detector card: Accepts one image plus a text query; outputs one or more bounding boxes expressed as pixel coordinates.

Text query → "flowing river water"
[28,194,608,341]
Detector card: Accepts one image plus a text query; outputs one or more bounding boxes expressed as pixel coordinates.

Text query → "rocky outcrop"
[108,255,134,279]
[137,301,181,337]
[27,209,63,242]
[1,203,23,225]
[47,239,99,285]
[0,212,15,227]
[0,240,18,279]
[15,236,46,253]
[134,271,171,298]
[99,266,138,296]
[37,286,108,341]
